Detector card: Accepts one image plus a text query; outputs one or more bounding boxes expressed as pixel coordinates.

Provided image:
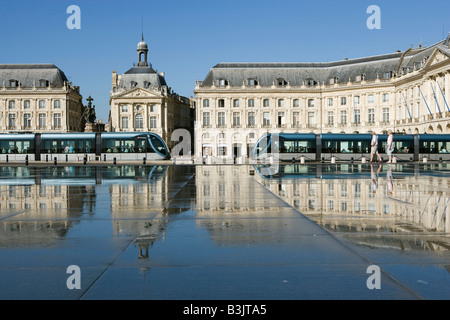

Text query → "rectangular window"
[217,112,226,127]
[24,113,31,128]
[263,112,270,127]
[340,97,347,105]
[308,99,315,108]
[53,114,61,129]
[293,99,300,107]
[121,116,129,129]
[150,105,156,112]
[248,99,255,108]
[307,112,315,127]
[149,116,157,129]
[218,99,225,108]
[8,100,15,109]
[54,100,61,109]
[340,110,347,125]
[8,114,16,128]
[383,108,390,123]
[368,94,374,103]
[277,112,285,127]
[202,112,210,127]
[39,100,46,109]
[248,112,255,127]
[292,112,300,126]
[368,108,375,124]
[202,99,209,108]
[233,99,240,108]
[354,109,360,124]
[383,93,390,103]
[38,114,46,128]
[263,99,270,108]
[327,98,333,106]
[121,105,128,113]
[354,96,360,105]
[232,112,240,127]
[327,111,334,125]
[278,99,285,108]
[24,100,30,109]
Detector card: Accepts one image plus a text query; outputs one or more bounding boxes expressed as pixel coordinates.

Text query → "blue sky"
[1,0,449,122]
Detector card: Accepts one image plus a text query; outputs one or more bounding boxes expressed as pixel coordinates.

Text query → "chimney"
[112,70,117,87]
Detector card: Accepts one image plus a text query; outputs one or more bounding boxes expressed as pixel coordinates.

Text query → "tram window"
[42,140,60,153]
[392,141,413,154]
[150,135,167,155]
[62,140,76,153]
[15,141,32,153]
[122,140,135,153]
[419,141,433,153]
[438,142,450,153]
[103,139,121,153]
[281,140,314,153]
[83,140,93,153]
[0,141,16,154]
[322,141,338,153]
[137,139,146,153]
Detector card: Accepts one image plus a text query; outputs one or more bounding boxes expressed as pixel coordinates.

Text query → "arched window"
[135,114,143,129]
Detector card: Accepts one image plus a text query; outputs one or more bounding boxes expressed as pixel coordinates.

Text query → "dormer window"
[382,71,393,79]
[130,81,138,88]
[329,77,339,85]
[277,78,287,86]
[218,79,228,87]
[248,78,258,86]
[9,80,18,88]
[143,81,150,88]
[306,78,317,86]
[355,74,365,82]
[39,79,49,87]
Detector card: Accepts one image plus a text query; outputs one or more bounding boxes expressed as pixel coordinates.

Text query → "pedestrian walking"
[386,129,394,163]
[370,131,382,162]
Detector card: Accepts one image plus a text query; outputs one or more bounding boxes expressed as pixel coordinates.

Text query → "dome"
[137,35,148,51]
[137,41,148,51]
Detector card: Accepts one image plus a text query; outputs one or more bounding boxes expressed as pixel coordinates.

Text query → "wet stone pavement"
[0,163,449,300]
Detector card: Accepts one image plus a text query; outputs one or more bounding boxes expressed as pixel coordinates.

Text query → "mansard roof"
[199,37,450,87]
[117,66,167,90]
[0,64,69,87]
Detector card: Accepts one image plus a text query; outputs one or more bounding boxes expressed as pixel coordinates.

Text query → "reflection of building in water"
[257,164,450,235]
[108,166,170,258]
[195,166,302,245]
[0,167,95,247]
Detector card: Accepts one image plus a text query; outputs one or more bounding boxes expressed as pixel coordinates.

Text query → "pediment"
[113,87,162,99]
[425,48,450,68]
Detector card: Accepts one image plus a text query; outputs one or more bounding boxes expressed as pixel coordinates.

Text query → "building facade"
[0,64,84,133]
[194,35,450,160]
[109,36,193,149]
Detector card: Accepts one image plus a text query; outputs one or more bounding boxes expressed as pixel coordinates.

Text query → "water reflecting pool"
[0,164,449,300]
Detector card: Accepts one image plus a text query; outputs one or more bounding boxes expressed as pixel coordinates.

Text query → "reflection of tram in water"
[0,132,170,162]
[252,163,450,179]
[0,165,168,186]
[251,133,450,162]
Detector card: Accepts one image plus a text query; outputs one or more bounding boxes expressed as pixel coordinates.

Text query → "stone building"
[194,35,450,160]
[109,36,193,149]
[0,64,84,133]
